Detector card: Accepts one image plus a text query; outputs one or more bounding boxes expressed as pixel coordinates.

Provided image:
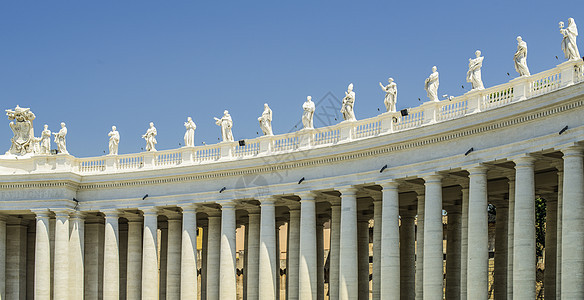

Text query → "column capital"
[378,179,399,189]
[551,161,564,172]
[102,209,121,218]
[162,209,182,220]
[297,191,317,201]
[70,211,86,220]
[506,173,515,181]
[31,208,51,218]
[258,196,277,205]
[219,201,237,210]
[338,186,358,196]
[561,144,584,157]
[467,164,489,175]
[512,154,537,167]
[178,203,198,214]
[140,207,159,216]
[329,198,341,206]
[422,173,442,183]
[53,209,74,218]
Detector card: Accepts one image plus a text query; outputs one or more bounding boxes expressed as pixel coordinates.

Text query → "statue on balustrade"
[467,50,485,90]
[53,122,68,154]
[5,105,36,155]
[302,96,315,129]
[142,122,157,151]
[379,78,397,112]
[258,103,273,136]
[425,66,440,102]
[514,36,530,76]
[214,110,234,142]
[108,126,120,155]
[183,117,197,147]
[40,124,51,154]
[341,83,357,121]
[560,18,580,61]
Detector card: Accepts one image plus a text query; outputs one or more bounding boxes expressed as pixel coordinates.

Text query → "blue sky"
[1,1,582,157]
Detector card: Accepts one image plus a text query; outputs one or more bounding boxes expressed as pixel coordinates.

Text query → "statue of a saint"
[183,117,197,147]
[425,66,440,102]
[5,105,36,155]
[142,122,157,151]
[379,78,397,112]
[560,18,580,61]
[53,122,68,154]
[108,126,120,155]
[258,103,273,136]
[40,124,51,154]
[467,50,485,90]
[302,96,315,129]
[514,36,530,76]
[341,83,357,121]
[214,110,234,142]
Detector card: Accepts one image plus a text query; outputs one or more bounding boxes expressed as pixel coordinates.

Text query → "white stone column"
[357,217,369,300]
[159,225,168,299]
[119,223,128,300]
[6,220,27,299]
[400,209,416,299]
[126,217,143,300]
[166,213,182,299]
[506,176,515,300]
[460,184,469,300]
[181,205,198,300]
[69,212,85,300]
[246,210,260,300]
[286,207,301,300]
[467,165,489,299]
[513,155,536,299]
[201,224,209,300]
[142,208,159,300]
[561,146,584,299]
[329,200,341,300]
[103,210,120,300]
[494,202,508,300]
[372,198,382,300]
[380,180,400,300]
[544,194,557,300]
[554,164,563,300]
[84,217,104,300]
[34,210,51,299]
[259,198,277,300]
[54,210,70,300]
[445,208,461,300]
[415,193,425,300]
[206,213,221,300]
[219,203,237,300]
[423,174,443,300]
[339,187,358,300]
[0,216,5,300]
[298,192,317,300]
[316,219,325,300]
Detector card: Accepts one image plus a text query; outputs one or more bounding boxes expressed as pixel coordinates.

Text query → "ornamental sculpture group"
[4,18,581,156]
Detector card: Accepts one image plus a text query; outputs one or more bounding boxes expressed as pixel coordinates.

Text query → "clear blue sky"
[1,1,582,157]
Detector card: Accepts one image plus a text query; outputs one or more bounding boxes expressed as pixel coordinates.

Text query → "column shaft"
[84,220,104,300]
[246,213,260,300]
[380,181,400,300]
[69,213,85,300]
[181,207,198,300]
[555,168,563,300]
[494,204,508,300]
[167,217,182,299]
[506,177,515,300]
[460,186,469,300]
[219,204,237,300]
[467,167,489,299]
[103,211,119,300]
[316,221,325,300]
[561,146,584,299]
[357,218,369,300]
[298,194,317,300]
[513,156,536,299]
[142,209,159,300]
[445,211,461,300]
[423,175,443,300]
[259,200,277,300]
[53,212,70,300]
[127,220,142,300]
[544,197,557,300]
[34,211,51,299]
[400,213,416,299]
[6,222,27,299]
[0,217,5,300]
[206,215,221,300]
[372,200,382,300]
[339,189,358,300]
[415,194,425,300]
[329,202,341,300]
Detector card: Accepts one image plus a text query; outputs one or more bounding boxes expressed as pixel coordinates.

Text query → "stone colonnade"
[0,146,582,299]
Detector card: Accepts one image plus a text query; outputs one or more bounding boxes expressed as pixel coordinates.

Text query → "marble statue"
[425,66,440,102]
[560,18,580,60]
[302,96,315,129]
[108,126,120,155]
[53,122,68,154]
[5,105,36,155]
[214,110,234,142]
[142,122,157,151]
[40,124,51,154]
[258,103,273,136]
[379,78,397,112]
[183,117,197,147]
[341,83,357,121]
[467,50,485,90]
[514,36,530,76]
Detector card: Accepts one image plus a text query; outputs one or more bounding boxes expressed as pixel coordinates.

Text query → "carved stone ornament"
[5,105,36,156]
